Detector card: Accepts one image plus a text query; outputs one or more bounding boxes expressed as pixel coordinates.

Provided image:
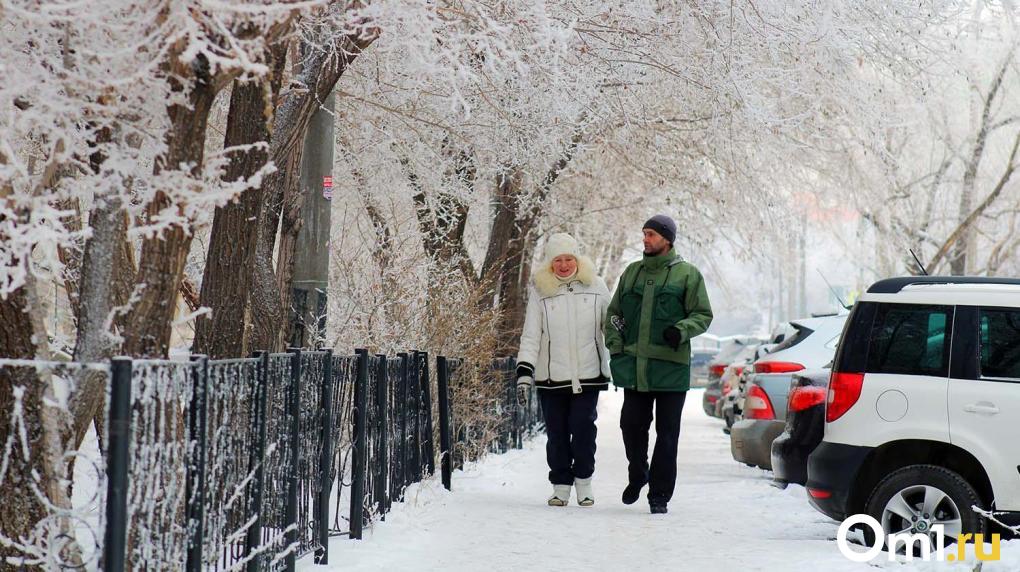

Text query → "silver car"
[730,314,847,469]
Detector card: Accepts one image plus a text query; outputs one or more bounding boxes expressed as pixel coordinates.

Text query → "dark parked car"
[771,367,829,487]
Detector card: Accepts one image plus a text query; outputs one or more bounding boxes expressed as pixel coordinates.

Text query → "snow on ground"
[304,388,1020,572]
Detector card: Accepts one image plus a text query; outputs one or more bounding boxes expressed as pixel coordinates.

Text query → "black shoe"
[650,503,668,514]
[622,482,644,505]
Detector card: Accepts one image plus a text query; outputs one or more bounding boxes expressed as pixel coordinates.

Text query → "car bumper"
[702,391,721,417]
[771,407,825,486]
[730,419,785,469]
[805,441,872,521]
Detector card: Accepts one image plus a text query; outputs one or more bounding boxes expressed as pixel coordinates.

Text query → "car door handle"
[963,403,1000,415]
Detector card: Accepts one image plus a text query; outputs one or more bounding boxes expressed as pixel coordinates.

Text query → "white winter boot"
[574,477,594,507]
[548,484,571,507]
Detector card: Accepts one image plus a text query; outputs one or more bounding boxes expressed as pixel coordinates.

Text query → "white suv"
[806,276,1020,543]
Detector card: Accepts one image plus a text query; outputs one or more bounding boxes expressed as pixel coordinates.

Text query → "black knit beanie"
[642,214,677,244]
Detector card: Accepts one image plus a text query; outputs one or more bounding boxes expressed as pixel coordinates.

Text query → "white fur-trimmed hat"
[543,233,581,263]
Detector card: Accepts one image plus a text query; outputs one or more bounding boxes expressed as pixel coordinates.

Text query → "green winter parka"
[604,248,713,392]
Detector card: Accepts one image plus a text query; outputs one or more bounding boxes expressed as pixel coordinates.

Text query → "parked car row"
[731,314,846,470]
[711,276,1020,550]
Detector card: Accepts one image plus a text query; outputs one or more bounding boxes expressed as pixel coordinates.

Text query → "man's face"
[642,229,671,256]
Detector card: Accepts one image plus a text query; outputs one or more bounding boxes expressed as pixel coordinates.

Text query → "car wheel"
[863,464,986,552]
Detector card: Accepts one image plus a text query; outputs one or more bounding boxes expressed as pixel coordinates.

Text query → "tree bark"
[481,128,584,353]
[406,150,478,286]
[250,30,377,352]
[0,278,80,566]
[64,195,126,452]
[121,55,220,358]
[930,130,1020,274]
[194,44,287,359]
[950,50,1013,275]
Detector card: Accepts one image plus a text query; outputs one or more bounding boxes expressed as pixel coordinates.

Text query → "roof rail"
[868,276,1020,294]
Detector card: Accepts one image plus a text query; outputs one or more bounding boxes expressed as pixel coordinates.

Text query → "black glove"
[663,326,684,350]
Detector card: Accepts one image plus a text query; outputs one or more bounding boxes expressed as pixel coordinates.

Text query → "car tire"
[863,464,986,551]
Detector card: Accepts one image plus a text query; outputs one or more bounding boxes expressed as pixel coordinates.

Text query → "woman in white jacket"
[516,233,611,507]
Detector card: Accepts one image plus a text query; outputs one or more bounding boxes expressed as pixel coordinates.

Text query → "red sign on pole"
[323,176,333,200]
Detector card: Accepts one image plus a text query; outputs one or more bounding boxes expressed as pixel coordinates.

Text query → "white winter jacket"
[516,255,611,393]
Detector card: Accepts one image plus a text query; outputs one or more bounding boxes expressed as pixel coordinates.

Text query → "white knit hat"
[543,233,580,263]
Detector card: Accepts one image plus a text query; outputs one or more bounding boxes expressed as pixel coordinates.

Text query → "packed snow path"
[302,389,1020,572]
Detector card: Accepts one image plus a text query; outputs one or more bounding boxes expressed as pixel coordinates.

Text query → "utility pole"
[290,91,335,349]
[798,226,807,318]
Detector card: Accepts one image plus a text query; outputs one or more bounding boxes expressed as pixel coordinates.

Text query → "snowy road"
[303,388,1020,572]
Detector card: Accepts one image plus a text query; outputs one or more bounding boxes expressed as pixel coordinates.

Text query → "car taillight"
[826,372,865,423]
[710,364,726,376]
[788,386,826,413]
[755,361,805,374]
[807,488,832,499]
[744,385,775,420]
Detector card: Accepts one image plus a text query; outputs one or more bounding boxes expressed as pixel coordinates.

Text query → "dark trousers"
[539,390,599,485]
[620,389,687,504]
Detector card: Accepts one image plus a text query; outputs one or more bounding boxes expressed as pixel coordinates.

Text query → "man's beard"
[644,243,669,256]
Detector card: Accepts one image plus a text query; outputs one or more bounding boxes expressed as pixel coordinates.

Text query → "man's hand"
[516,376,534,406]
[663,326,684,350]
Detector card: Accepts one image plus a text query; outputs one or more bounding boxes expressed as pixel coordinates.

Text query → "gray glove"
[516,376,533,406]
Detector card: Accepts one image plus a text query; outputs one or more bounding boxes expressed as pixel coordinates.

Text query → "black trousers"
[539,390,599,485]
[620,389,687,504]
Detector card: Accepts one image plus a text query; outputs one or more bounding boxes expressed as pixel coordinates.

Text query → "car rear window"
[980,308,1020,379]
[770,325,813,353]
[867,304,952,377]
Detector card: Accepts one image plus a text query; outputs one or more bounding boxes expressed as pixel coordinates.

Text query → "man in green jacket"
[604,214,713,514]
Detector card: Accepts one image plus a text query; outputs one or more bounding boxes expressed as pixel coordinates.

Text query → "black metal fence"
[0,349,539,571]
[438,356,543,486]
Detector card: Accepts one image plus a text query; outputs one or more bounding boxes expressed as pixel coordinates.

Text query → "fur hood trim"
[533,255,597,297]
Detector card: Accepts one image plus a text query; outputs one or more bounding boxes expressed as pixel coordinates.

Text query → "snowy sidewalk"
[302,389,1020,572]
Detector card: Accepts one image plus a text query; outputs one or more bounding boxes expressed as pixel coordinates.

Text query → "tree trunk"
[250,31,377,351]
[407,151,478,286]
[121,60,219,358]
[194,45,286,359]
[481,129,584,353]
[0,277,80,566]
[949,51,1013,275]
[479,169,527,353]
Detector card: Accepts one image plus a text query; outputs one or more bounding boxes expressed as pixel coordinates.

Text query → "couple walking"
[515,215,713,514]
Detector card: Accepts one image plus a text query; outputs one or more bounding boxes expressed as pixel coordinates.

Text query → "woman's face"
[552,255,578,277]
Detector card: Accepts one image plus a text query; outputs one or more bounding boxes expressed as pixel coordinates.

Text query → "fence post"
[408,351,422,482]
[284,349,302,572]
[186,355,210,572]
[436,356,453,491]
[315,350,333,564]
[349,349,369,540]
[102,358,132,572]
[374,354,389,519]
[510,358,523,449]
[419,352,435,477]
[395,352,408,500]
[245,351,270,572]
[492,358,506,454]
